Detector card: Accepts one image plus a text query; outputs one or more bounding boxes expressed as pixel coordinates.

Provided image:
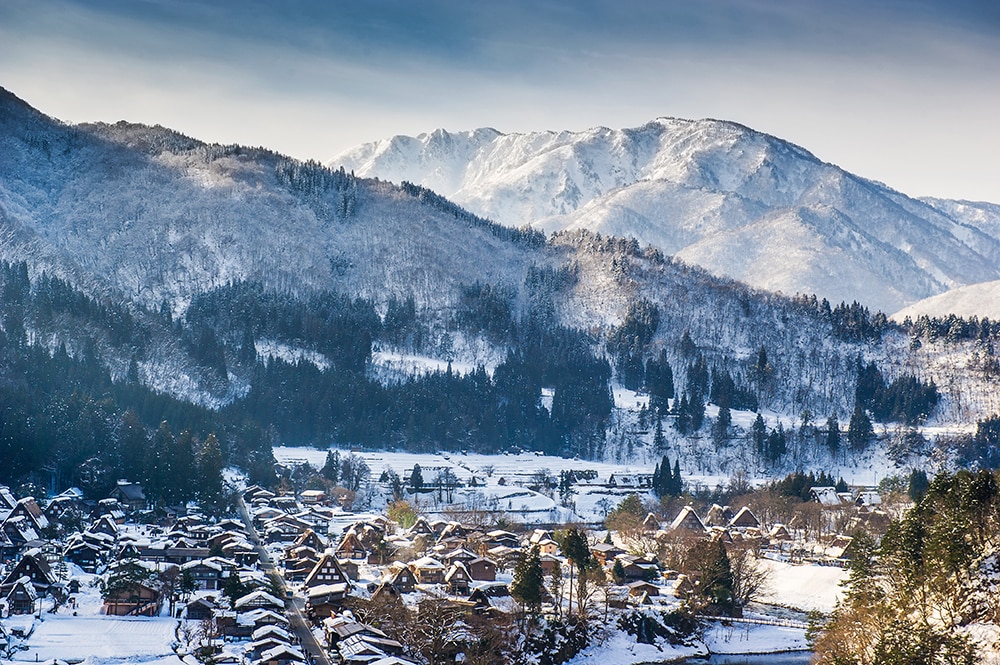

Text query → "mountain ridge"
[330,118,1000,314]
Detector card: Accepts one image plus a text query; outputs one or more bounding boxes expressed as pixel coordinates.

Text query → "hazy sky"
[2,0,998,201]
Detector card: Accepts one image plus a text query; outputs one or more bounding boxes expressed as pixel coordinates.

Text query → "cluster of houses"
[0,471,891,663]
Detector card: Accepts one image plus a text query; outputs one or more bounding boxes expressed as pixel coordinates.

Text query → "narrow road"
[236,495,332,665]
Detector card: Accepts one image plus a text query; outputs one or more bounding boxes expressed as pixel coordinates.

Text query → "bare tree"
[729,544,772,609]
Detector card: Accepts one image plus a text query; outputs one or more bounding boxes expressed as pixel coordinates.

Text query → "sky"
[1,0,998,202]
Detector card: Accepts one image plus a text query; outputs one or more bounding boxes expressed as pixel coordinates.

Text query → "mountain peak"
[330,117,1000,314]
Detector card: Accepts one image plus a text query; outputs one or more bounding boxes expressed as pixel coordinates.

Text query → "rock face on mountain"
[331,119,1000,313]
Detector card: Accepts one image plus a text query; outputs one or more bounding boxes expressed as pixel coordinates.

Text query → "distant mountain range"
[331,120,1000,314]
[1,84,998,434]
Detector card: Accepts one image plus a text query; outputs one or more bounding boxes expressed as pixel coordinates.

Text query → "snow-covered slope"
[0,87,539,313]
[892,280,1000,322]
[331,119,1000,313]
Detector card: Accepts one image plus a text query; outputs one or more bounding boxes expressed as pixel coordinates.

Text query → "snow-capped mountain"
[331,119,1000,314]
[3,84,1000,433]
[0,87,540,314]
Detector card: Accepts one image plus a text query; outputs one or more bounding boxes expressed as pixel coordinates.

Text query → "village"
[0,453,901,665]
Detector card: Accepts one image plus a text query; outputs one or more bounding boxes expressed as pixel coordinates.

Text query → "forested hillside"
[2,86,1000,500]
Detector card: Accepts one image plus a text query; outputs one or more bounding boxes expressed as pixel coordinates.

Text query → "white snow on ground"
[371,350,490,378]
[703,621,809,654]
[9,616,180,663]
[274,447,657,523]
[567,622,810,665]
[758,557,846,613]
[4,562,181,664]
[256,339,330,370]
[565,627,705,665]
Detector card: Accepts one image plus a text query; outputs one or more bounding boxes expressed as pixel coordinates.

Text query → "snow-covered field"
[275,446,658,523]
[4,563,181,664]
[758,557,846,613]
[8,616,181,663]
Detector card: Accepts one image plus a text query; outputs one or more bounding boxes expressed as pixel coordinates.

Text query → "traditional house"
[484,530,520,549]
[63,537,103,572]
[728,507,761,530]
[768,524,792,541]
[0,549,58,595]
[110,481,147,512]
[181,557,232,591]
[382,562,416,594]
[304,552,352,590]
[186,597,218,620]
[407,517,436,539]
[4,576,38,614]
[0,486,17,511]
[810,487,842,507]
[539,553,562,575]
[465,557,497,582]
[238,607,289,630]
[250,637,293,660]
[103,581,162,616]
[669,506,707,535]
[299,489,326,505]
[0,515,39,549]
[618,556,659,581]
[704,504,735,527]
[257,644,306,665]
[627,580,660,598]
[288,528,326,554]
[591,542,625,566]
[468,584,515,617]
[409,556,446,585]
[235,590,285,613]
[323,614,389,649]
[442,547,478,565]
[335,530,368,560]
[445,562,471,595]
[90,514,120,539]
[855,490,882,507]
[641,512,661,532]
[8,497,49,533]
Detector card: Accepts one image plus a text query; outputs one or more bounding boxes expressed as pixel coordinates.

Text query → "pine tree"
[712,400,731,447]
[848,404,874,450]
[671,458,683,496]
[653,417,666,450]
[674,393,690,434]
[612,559,626,584]
[751,413,767,456]
[826,414,841,451]
[767,422,787,461]
[322,450,341,484]
[410,463,424,492]
[196,433,224,506]
[511,545,544,614]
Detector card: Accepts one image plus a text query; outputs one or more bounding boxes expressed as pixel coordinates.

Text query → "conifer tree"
[674,393,690,434]
[751,413,767,456]
[826,414,841,451]
[848,404,874,450]
[712,400,731,447]
[196,433,224,506]
[409,463,424,492]
[653,417,666,450]
[671,458,683,496]
[322,450,341,484]
[511,545,544,615]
